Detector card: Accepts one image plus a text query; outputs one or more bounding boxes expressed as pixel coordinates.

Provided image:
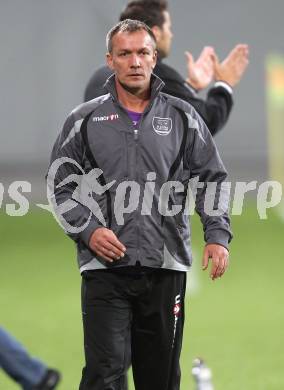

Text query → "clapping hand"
[185,46,215,90]
[211,44,249,87]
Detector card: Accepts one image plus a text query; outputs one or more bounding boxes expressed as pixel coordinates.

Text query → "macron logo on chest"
[93,114,119,122]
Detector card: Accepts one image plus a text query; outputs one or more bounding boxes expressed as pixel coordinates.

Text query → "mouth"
[128,74,144,78]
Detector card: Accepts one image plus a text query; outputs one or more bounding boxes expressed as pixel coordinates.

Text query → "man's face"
[107,30,157,95]
[156,11,173,58]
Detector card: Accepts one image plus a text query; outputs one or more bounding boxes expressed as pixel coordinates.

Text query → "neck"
[115,78,151,113]
[157,50,166,61]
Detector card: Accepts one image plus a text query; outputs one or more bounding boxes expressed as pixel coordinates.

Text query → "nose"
[130,54,141,68]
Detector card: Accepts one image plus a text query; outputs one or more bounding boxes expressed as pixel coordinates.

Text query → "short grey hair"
[106,19,157,53]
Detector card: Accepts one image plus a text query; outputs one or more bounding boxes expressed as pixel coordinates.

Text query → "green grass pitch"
[0,204,283,389]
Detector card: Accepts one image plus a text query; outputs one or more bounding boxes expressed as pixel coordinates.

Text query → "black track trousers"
[79,267,186,390]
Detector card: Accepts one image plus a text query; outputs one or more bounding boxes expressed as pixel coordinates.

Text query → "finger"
[202,248,209,270]
[230,45,249,62]
[100,246,121,260]
[198,49,214,68]
[96,250,114,263]
[219,256,229,277]
[200,46,214,58]
[104,241,125,258]
[235,48,249,61]
[224,45,241,62]
[215,257,225,279]
[235,43,249,51]
[203,59,214,72]
[107,233,126,253]
[211,256,220,280]
[185,51,194,66]
[238,45,249,55]
[210,52,220,67]
[199,53,213,66]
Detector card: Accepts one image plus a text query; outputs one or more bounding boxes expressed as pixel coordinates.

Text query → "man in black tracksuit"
[84,0,249,136]
[48,20,232,390]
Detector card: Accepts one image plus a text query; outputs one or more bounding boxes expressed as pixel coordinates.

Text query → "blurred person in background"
[0,327,60,390]
[84,0,249,136]
[49,19,231,390]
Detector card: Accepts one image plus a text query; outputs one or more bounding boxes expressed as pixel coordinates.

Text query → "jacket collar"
[103,73,165,105]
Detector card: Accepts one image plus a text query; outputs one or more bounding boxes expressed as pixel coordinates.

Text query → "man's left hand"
[202,244,229,280]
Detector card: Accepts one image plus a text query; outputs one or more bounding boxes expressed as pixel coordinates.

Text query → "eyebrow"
[117,47,152,53]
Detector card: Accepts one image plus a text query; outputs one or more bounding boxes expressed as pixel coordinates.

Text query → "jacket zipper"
[133,128,140,262]
[124,132,129,177]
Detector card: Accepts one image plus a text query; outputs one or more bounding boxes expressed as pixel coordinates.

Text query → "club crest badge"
[152,117,172,136]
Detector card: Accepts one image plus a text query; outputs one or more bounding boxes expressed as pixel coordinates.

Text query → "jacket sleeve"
[47,113,103,247]
[155,63,233,136]
[185,109,233,249]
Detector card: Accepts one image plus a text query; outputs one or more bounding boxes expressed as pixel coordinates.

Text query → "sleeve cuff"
[213,81,233,95]
[205,228,232,251]
[80,220,103,247]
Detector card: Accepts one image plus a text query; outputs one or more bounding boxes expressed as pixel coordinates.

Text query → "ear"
[106,52,114,70]
[152,50,157,70]
[151,26,162,43]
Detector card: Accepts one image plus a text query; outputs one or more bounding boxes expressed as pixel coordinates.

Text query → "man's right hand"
[89,227,126,262]
[212,44,249,87]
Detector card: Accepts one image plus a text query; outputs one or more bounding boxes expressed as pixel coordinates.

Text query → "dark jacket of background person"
[84,59,233,136]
